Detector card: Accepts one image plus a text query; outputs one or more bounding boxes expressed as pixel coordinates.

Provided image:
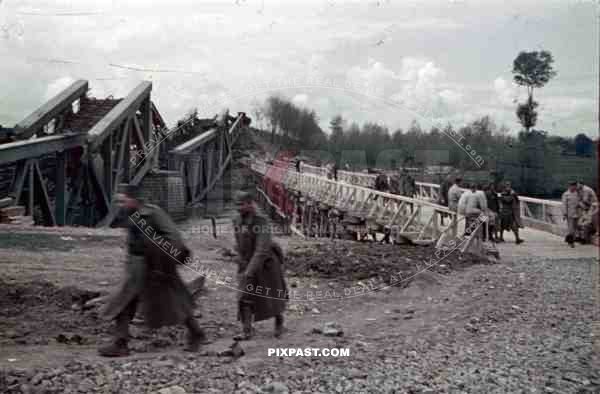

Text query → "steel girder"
[13,80,89,139]
[170,114,246,206]
[1,80,162,227]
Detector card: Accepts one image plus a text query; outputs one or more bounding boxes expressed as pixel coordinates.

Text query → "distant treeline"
[251,96,596,198]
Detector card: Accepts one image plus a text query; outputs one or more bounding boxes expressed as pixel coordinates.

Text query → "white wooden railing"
[252,160,461,245]
[265,158,597,238]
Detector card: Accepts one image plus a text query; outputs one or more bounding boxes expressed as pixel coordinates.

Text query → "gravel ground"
[0,131,597,393]
[0,222,597,394]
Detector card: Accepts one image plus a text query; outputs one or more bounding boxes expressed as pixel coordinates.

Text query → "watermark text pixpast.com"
[268,348,349,357]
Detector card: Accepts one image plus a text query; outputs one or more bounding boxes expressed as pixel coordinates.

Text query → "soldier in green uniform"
[498,181,524,244]
[233,190,288,340]
[98,184,207,357]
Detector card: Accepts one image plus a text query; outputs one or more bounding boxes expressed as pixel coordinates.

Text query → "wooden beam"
[170,128,217,154]
[28,161,34,216]
[66,164,84,225]
[14,80,88,139]
[10,160,30,205]
[132,115,145,152]
[87,157,112,216]
[0,133,87,165]
[88,81,152,151]
[400,206,420,233]
[143,98,152,146]
[55,151,66,225]
[112,119,130,193]
[33,161,56,226]
[102,135,113,198]
[192,158,201,202]
[122,119,131,182]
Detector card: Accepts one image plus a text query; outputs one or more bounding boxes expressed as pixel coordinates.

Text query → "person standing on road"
[438,173,453,226]
[448,177,464,213]
[562,181,581,248]
[576,182,598,244]
[498,181,524,244]
[99,184,207,357]
[484,183,499,242]
[233,190,288,340]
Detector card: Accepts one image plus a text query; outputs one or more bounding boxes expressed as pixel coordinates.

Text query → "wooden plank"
[88,81,152,150]
[14,80,88,138]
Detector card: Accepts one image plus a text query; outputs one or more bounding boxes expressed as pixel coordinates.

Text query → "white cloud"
[0,0,594,135]
[493,76,520,107]
[43,76,75,101]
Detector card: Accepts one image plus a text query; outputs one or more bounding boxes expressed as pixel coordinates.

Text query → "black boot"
[98,338,129,357]
[274,314,285,338]
[234,307,254,341]
[184,317,209,352]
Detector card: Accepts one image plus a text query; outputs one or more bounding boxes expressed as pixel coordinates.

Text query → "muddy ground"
[0,216,598,393]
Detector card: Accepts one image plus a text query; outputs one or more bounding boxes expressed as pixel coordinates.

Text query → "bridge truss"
[0,80,242,227]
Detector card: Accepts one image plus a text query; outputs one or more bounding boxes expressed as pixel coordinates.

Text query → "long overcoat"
[101,204,194,329]
[499,190,522,230]
[233,213,288,322]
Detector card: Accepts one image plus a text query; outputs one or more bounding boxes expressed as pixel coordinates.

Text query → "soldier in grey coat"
[447,177,464,213]
[562,181,580,247]
[577,182,598,244]
[233,190,288,340]
[98,184,207,357]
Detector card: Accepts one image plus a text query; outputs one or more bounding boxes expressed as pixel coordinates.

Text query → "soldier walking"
[576,182,598,244]
[484,183,499,242]
[562,181,581,248]
[498,181,524,244]
[233,190,288,340]
[98,184,207,357]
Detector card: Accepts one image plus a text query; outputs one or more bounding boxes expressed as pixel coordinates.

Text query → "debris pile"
[285,240,491,285]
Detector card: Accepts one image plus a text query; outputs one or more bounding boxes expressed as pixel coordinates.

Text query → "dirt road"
[0,214,597,393]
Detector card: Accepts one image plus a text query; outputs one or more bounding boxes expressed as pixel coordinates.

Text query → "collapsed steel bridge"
[0,80,249,227]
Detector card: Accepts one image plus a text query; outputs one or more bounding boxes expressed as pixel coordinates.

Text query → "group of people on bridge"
[97,185,287,357]
[437,174,598,249]
[373,169,417,200]
[438,176,524,245]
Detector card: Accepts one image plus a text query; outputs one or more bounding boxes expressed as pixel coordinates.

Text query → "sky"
[0,0,597,137]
